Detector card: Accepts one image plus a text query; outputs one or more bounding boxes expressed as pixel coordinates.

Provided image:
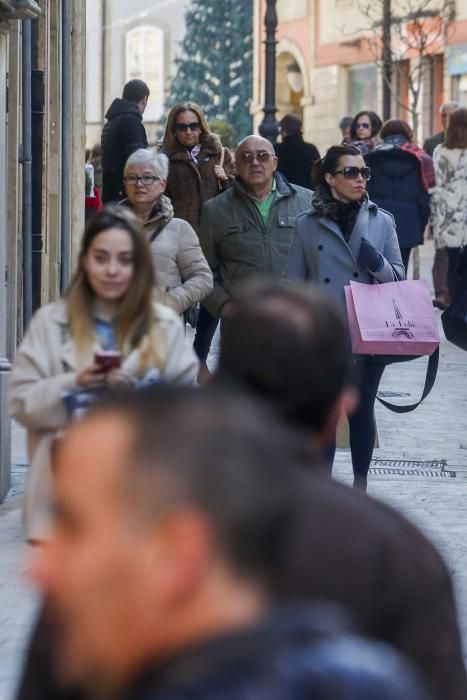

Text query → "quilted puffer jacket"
[122,196,213,313]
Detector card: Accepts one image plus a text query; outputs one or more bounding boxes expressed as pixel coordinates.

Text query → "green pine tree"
[168,0,253,139]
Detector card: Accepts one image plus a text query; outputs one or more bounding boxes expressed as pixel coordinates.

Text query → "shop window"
[348,64,378,115]
[126,25,164,121]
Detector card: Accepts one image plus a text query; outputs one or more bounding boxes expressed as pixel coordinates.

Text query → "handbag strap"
[376,346,439,413]
[219,147,225,168]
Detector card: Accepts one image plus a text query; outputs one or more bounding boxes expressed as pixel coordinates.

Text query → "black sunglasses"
[333,166,371,181]
[238,150,274,163]
[356,122,371,129]
[175,122,201,132]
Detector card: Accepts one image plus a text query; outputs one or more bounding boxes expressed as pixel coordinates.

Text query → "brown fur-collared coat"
[162,133,235,234]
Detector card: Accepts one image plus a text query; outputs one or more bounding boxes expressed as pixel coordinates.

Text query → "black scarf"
[312,184,365,242]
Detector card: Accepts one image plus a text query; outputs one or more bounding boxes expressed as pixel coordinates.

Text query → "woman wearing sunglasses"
[161,102,235,233]
[350,110,383,156]
[161,103,236,374]
[285,144,404,490]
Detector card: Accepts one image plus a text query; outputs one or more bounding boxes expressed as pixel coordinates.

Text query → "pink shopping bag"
[344,279,440,356]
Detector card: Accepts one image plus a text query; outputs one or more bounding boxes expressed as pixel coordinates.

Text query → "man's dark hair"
[122,79,150,103]
[89,386,315,584]
[217,283,353,433]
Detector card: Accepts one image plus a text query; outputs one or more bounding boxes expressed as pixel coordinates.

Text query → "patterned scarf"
[187,144,201,164]
[312,184,365,242]
[398,142,436,192]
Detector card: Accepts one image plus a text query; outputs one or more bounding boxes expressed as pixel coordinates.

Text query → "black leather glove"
[358,238,384,273]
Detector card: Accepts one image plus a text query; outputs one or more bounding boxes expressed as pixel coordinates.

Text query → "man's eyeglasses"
[333,166,371,181]
[123,175,161,186]
[175,122,201,132]
[238,150,274,163]
[356,122,371,129]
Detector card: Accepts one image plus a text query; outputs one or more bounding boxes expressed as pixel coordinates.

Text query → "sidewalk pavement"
[0,241,466,699]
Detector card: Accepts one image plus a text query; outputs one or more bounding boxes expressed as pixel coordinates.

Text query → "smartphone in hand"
[94,350,122,373]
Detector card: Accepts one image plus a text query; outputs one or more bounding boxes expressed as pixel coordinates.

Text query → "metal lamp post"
[382,0,392,121]
[259,0,279,144]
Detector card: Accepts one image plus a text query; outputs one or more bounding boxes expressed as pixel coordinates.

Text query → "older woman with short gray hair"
[122,148,213,314]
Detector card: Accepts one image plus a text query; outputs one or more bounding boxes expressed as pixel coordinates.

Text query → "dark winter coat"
[199,172,312,316]
[365,142,431,249]
[275,135,320,189]
[277,472,467,700]
[162,133,235,233]
[423,131,444,157]
[101,98,148,203]
[16,606,431,700]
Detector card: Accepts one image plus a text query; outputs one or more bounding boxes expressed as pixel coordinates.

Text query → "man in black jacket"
[275,113,320,189]
[216,282,467,700]
[101,79,149,203]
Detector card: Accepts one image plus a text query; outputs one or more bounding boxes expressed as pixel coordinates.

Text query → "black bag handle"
[376,347,439,413]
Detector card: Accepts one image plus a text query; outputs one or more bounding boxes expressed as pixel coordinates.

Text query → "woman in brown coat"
[161,102,235,233]
[161,103,235,370]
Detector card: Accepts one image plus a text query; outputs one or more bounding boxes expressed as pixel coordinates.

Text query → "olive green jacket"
[199,173,312,316]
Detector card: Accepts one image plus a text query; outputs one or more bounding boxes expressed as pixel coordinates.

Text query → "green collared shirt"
[251,179,277,225]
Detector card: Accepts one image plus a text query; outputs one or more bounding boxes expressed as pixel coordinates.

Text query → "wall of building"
[0,2,86,500]
[254,0,467,154]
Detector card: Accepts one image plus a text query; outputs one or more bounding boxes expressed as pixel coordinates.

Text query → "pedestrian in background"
[275,113,320,189]
[101,79,149,203]
[88,143,102,191]
[121,148,212,315]
[161,102,235,369]
[423,101,459,157]
[366,118,432,271]
[199,135,311,376]
[9,207,198,543]
[339,115,353,144]
[432,107,467,299]
[350,110,383,155]
[161,101,235,232]
[285,144,404,490]
[424,101,459,309]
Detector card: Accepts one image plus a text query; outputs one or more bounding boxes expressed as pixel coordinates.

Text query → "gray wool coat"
[284,199,405,303]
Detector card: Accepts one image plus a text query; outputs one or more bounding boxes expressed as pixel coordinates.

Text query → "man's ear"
[316,388,359,449]
[148,507,214,608]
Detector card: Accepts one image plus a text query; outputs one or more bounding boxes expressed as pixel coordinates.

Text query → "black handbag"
[441,247,467,352]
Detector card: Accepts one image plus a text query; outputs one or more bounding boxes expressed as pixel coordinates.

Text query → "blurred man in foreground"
[216,282,467,700]
[21,388,428,700]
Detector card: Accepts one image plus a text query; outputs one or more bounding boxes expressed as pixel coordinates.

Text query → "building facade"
[253,0,467,152]
[0,1,86,500]
[86,0,189,149]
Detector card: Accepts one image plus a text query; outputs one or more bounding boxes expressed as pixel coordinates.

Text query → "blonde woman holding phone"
[10,206,198,543]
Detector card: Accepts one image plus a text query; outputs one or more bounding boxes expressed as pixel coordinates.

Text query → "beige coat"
[9,299,199,541]
[122,197,213,314]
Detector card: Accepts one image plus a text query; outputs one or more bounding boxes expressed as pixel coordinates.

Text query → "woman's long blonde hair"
[162,102,211,152]
[66,206,165,371]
